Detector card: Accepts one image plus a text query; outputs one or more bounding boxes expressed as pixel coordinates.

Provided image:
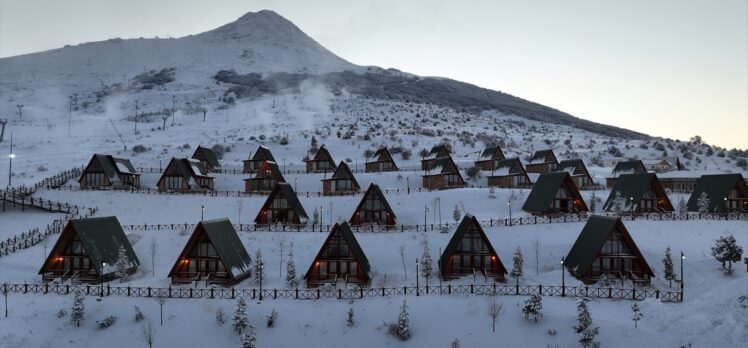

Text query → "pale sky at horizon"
[1,0,746,149]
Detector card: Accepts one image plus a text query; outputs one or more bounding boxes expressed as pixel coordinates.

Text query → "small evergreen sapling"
[266,308,278,328]
[631,301,642,328]
[589,191,597,213]
[233,298,248,334]
[522,294,543,322]
[511,247,524,280]
[451,338,461,348]
[389,300,411,341]
[453,205,461,223]
[346,307,355,327]
[420,241,433,287]
[573,297,599,348]
[241,325,256,348]
[697,192,710,214]
[70,286,85,327]
[216,308,225,325]
[286,247,298,288]
[662,246,676,287]
[711,234,743,274]
[115,245,130,282]
[134,305,145,322]
[254,249,264,284]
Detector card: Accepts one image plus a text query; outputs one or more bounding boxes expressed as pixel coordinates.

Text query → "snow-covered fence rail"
[0,189,87,215]
[0,282,683,303]
[0,209,97,258]
[135,166,427,175]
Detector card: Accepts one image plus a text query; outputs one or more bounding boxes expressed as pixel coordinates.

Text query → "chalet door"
[287,210,294,222]
[330,181,336,191]
[188,260,196,275]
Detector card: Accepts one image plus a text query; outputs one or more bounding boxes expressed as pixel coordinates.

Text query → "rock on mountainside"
[0,10,644,139]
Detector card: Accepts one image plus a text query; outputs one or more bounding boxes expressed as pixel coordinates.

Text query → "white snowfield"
[1,9,747,348]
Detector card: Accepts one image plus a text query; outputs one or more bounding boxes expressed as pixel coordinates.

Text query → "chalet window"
[349,262,358,276]
[271,198,289,209]
[85,172,106,186]
[319,262,328,276]
[164,176,182,190]
[329,261,337,274]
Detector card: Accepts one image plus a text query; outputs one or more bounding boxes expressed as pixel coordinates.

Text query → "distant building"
[422,156,466,190]
[244,160,285,194]
[365,147,399,172]
[525,149,559,174]
[554,159,594,189]
[243,145,276,174]
[603,173,674,213]
[157,157,214,192]
[191,145,221,172]
[486,158,531,188]
[168,218,252,286]
[421,144,451,171]
[522,172,588,215]
[39,216,139,283]
[349,184,396,226]
[439,214,507,280]
[606,160,647,188]
[304,222,371,287]
[687,174,748,213]
[474,145,506,171]
[305,145,336,173]
[254,183,309,225]
[322,161,360,196]
[79,154,140,189]
[564,215,654,285]
[642,157,685,172]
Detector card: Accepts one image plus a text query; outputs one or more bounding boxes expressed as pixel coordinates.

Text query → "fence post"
[274,289,277,299]
[471,284,474,294]
[148,287,151,297]
[608,287,612,298]
[515,282,519,295]
[338,288,342,299]
[655,289,659,300]
[632,288,636,300]
[295,288,299,300]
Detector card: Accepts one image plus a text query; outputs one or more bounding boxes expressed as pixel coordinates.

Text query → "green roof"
[529,149,557,163]
[555,159,590,178]
[686,174,747,212]
[304,221,371,279]
[351,183,397,222]
[255,183,309,222]
[325,161,360,189]
[79,154,139,184]
[438,214,506,274]
[193,146,221,169]
[40,216,140,274]
[602,173,673,211]
[480,145,505,160]
[200,218,252,278]
[564,215,653,277]
[522,172,587,213]
[612,160,646,176]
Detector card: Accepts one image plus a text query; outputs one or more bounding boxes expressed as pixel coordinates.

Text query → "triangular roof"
[480,145,505,160]
[522,172,588,212]
[438,214,507,274]
[489,157,528,177]
[192,146,221,169]
[244,160,285,182]
[39,216,140,274]
[612,160,646,176]
[167,218,252,279]
[309,145,336,165]
[350,183,397,222]
[373,147,391,160]
[254,182,309,222]
[564,215,654,278]
[164,157,213,182]
[555,159,588,175]
[79,154,139,184]
[324,161,360,189]
[428,144,450,156]
[529,149,557,164]
[425,156,462,176]
[303,221,371,279]
[686,173,748,212]
[602,173,673,211]
[252,145,276,162]
[663,157,684,170]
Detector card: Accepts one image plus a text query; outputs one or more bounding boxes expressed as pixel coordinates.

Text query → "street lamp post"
[259,260,264,301]
[508,200,512,226]
[680,251,685,297]
[423,206,427,230]
[7,133,14,187]
[415,258,419,296]
[201,205,205,221]
[100,262,106,297]
[630,197,635,220]
[561,257,565,297]
[294,177,298,192]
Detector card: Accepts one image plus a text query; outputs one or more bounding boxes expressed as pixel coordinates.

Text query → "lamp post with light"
[561,257,565,297]
[508,200,512,226]
[7,133,14,187]
[680,251,685,295]
[415,258,419,296]
[201,205,205,221]
[258,260,264,301]
[100,262,106,297]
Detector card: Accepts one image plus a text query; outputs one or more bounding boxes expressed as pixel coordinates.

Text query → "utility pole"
[202,96,207,122]
[67,94,77,137]
[171,95,176,126]
[134,99,139,134]
[0,119,7,142]
[16,105,23,119]
[8,133,14,187]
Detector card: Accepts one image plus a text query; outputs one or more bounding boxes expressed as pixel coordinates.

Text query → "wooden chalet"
[365,147,399,172]
[554,159,594,189]
[565,215,654,285]
[686,174,748,213]
[525,149,559,174]
[79,154,140,189]
[168,218,252,286]
[254,182,309,225]
[349,183,397,226]
[157,157,214,192]
[642,157,685,172]
[422,156,466,190]
[304,221,371,287]
[305,145,336,173]
[486,158,531,188]
[39,216,140,283]
[322,161,360,196]
[439,214,507,280]
[191,145,221,172]
[243,160,286,194]
[659,176,698,192]
[243,145,276,174]
[474,145,506,171]
[606,160,647,188]
[421,144,451,171]
[603,173,674,213]
[522,172,588,215]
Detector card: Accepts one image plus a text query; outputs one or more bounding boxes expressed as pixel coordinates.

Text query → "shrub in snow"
[233,298,249,334]
[388,300,411,341]
[211,144,228,159]
[70,286,85,327]
[511,247,524,279]
[662,246,677,286]
[573,297,599,348]
[522,294,543,322]
[134,305,145,322]
[451,338,461,348]
[697,192,710,214]
[400,149,412,160]
[547,328,557,336]
[453,205,461,223]
[711,234,743,274]
[241,325,256,348]
[216,308,225,325]
[266,308,278,328]
[312,207,320,225]
[612,191,626,215]
[631,301,642,328]
[115,245,130,282]
[96,315,117,329]
[56,309,67,318]
[589,191,597,213]
[347,307,355,327]
[466,166,481,180]
[132,144,148,153]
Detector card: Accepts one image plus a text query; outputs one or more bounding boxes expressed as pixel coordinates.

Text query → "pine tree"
[612,191,625,214]
[233,298,248,334]
[241,325,256,348]
[521,294,543,322]
[511,247,524,279]
[697,192,711,213]
[115,245,130,282]
[711,234,744,274]
[420,241,433,287]
[589,191,597,213]
[631,301,642,328]
[573,297,599,348]
[312,207,320,225]
[662,246,676,286]
[253,249,264,284]
[310,136,318,149]
[286,247,297,288]
[453,205,461,223]
[70,286,85,327]
[393,300,411,341]
[677,196,687,213]
[346,307,355,327]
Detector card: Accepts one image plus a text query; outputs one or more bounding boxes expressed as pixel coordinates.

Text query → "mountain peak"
[203,10,309,43]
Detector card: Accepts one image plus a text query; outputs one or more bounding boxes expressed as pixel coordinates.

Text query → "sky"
[1,0,746,149]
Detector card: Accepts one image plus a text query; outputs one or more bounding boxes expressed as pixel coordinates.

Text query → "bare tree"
[140,320,155,348]
[400,245,407,279]
[150,238,157,277]
[278,235,287,277]
[531,237,541,276]
[485,291,503,333]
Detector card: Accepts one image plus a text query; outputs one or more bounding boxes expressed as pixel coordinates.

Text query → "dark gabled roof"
[304,221,371,279]
[522,172,587,212]
[612,160,646,176]
[309,145,336,165]
[438,214,506,274]
[529,149,557,164]
[564,215,654,278]
[351,183,397,222]
[255,183,309,222]
[167,218,252,279]
[79,154,139,184]
[663,157,684,170]
[686,174,747,212]
[252,145,276,162]
[373,147,390,159]
[245,160,285,182]
[40,216,139,274]
[602,173,673,211]
[490,157,526,176]
[112,157,137,174]
[555,159,588,175]
[480,145,505,160]
[429,144,449,156]
[193,146,221,169]
[324,161,360,189]
[425,156,462,176]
